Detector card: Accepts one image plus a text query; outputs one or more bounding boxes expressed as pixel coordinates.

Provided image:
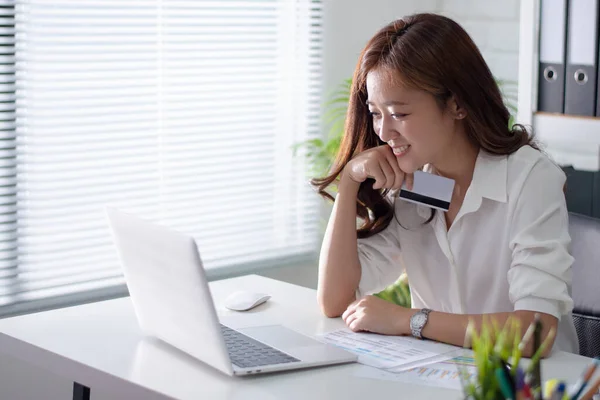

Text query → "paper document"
[316,329,458,369]
[355,355,478,391]
[388,351,459,372]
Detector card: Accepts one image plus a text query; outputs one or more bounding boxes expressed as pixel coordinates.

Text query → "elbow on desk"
[317,292,351,318]
[317,296,343,318]
[320,306,343,318]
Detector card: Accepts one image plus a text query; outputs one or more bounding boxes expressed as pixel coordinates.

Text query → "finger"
[348,317,363,332]
[344,311,360,329]
[342,306,356,323]
[345,311,358,327]
[343,298,360,314]
[366,163,386,189]
[385,153,405,190]
[378,157,395,189]
[405,172,414,191]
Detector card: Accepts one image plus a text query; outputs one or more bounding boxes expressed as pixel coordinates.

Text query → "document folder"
[594,168,600,218]
[538,0,568,113]
[564,0,599,116]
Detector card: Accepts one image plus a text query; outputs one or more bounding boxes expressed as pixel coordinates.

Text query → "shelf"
[536,112,600,122]
[533,113,600,145]
[532,113,600,170]
[517,1,599,170]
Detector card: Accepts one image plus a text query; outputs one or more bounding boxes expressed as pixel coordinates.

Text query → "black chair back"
[569,212,600,357]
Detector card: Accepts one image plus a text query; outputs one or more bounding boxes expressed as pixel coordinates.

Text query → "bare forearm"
[317,171,362,317]
[420,310,558,358]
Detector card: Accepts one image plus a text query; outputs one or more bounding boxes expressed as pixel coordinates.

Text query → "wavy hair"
[311,13,536,238]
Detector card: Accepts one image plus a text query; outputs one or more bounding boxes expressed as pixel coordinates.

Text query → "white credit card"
[398,170,455,212]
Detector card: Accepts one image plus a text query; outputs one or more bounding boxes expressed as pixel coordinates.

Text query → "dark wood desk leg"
[73,382,90,400]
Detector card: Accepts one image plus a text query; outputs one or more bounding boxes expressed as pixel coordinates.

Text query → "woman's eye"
[391,113,407,119]
[369,111,381,118]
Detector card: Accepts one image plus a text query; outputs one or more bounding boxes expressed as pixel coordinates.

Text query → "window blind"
[0,0,322,317]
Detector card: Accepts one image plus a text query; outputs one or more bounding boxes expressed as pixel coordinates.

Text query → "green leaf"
[322,105,348,120]
[324,95,350,106]
[508,115,515,128]
[326,120,345,139]
[305,138,325,148]
[495,76,519,127]
[325,137,342,157]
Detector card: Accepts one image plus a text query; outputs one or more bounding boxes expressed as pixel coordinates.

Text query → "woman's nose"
[377,116,398,142]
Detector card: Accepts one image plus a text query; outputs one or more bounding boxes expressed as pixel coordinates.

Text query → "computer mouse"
[223,291,271,311]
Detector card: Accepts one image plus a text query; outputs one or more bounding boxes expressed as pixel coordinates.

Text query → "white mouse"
[223,291,271,311]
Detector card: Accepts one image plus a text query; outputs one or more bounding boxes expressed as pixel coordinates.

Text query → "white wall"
[0,2,523,399]
[323,0,521,94]
[437,0,521,82]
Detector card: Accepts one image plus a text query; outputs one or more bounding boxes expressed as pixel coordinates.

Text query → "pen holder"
[461,315,554,400]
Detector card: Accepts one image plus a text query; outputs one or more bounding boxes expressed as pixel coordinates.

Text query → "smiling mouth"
[391,145,410,156]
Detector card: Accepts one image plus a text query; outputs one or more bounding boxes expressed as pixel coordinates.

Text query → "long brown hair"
[312,13,536,239]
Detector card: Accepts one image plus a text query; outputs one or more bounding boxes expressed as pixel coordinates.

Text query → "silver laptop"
[105,207,356,376]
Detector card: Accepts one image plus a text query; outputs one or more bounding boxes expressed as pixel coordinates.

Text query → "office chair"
[569,212,600,358]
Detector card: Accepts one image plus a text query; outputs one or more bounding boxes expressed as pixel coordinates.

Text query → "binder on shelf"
[538,0,568,114]
[564,0,599,117]
[597,29,600,116]
[594,167,600,218]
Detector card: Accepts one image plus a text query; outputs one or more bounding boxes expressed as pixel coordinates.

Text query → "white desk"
[0,275,594,400]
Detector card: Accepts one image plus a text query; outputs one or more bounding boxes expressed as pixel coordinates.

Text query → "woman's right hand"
[343,145,413,190]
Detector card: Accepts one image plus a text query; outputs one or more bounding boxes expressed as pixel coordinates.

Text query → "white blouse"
[355,145,579,353]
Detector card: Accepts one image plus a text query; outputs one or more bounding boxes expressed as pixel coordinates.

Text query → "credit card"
[398,170,455,212]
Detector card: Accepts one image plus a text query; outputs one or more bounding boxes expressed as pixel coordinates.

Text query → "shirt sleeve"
[355,213,403,298]
[508,157,574,320]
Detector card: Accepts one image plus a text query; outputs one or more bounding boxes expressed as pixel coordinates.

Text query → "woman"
[313,13,578,355]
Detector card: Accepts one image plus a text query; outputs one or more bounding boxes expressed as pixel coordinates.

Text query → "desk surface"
[0,274,594,400]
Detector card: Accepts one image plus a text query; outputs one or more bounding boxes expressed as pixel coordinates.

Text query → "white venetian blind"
[0,0,322,317]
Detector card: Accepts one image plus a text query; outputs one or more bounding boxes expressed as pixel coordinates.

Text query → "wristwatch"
[410,308,432,339]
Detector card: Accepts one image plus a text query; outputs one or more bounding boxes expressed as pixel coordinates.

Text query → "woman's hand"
[341,295,415,335]
[343,145,413,190]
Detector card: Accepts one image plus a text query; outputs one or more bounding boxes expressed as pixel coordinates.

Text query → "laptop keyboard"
[220,324,300,368]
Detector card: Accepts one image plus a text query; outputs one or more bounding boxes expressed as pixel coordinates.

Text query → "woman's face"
[366,67,463,173]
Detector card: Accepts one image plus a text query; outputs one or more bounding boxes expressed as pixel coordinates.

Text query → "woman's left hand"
[341,295,414,335]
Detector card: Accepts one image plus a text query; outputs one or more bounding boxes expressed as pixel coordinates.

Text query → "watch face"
[412,313,426,326]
